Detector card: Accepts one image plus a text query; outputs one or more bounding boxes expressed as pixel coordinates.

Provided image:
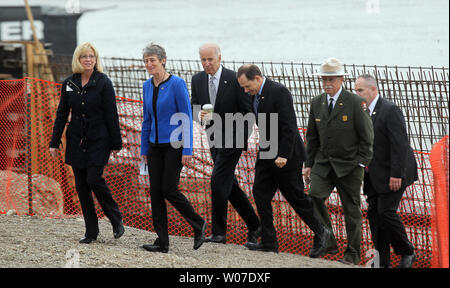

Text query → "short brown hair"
[237,64,262,80]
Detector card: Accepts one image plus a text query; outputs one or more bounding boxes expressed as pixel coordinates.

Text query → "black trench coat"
[50,71,122,168]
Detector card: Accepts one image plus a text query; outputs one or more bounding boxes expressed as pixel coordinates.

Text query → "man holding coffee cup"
[191,43,261,245]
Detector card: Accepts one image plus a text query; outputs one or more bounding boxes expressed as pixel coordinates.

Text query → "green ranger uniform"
[306,88,374,265]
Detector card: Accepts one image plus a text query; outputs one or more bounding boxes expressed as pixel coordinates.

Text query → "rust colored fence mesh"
[430,136,449,268]
[1,59,448,268]
[0,78,76,217]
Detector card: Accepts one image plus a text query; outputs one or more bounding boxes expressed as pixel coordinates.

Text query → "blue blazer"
[141,75,193,156]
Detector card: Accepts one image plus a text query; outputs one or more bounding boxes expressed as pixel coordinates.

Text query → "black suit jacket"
[255,78,306,167]
[365,97,418,194]
[191,66,253,149]
[50,71,122,168]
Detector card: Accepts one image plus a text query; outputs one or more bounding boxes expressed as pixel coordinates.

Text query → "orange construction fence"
[430,136,449,268]
[0,77,445,268]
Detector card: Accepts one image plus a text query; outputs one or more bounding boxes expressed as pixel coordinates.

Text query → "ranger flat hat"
[313,57,349,77]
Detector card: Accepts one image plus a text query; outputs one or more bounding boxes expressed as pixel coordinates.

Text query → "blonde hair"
[71,42,103,73]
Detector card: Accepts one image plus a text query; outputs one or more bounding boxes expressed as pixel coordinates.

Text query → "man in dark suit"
[191,43,260,245]
[355,74,417,268]
[304,58,374,265]
[236,64,330,257]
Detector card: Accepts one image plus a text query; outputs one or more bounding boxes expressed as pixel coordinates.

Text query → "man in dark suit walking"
[304,58,374,265]
[355,74,417,268]
[236,64,330,257]
[191,43,261,245]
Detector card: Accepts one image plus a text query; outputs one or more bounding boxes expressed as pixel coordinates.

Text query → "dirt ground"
[0,213,355,268]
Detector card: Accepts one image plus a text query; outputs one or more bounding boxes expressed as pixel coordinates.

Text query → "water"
[3,0,449,66]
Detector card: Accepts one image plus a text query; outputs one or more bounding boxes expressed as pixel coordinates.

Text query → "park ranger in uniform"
[303,57,374,265]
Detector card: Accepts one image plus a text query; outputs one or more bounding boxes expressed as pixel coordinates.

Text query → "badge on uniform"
[66,85,73,92]
[361,101,368,111]
[342,115,348,121]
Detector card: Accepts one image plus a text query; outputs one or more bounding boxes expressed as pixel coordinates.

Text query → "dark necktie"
[328,98,334,115]
[253,94,260,114]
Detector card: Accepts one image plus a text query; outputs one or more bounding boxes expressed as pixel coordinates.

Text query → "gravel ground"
[0,213,355,268]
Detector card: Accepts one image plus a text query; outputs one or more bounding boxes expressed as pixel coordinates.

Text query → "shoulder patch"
[361,101,368,111]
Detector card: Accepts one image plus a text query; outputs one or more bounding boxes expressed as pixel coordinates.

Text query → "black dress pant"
[148,145,204,247]
[253,159,324,247]
[72,166,123,238]
[210,147,260,236]
[365,177,415,266]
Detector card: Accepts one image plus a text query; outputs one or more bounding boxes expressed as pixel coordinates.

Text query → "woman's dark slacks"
[148,145,204,247]
[72,166,123,238]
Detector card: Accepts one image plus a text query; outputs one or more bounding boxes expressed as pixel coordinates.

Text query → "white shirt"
[360,93,379,169]
[208,65,222,92]
[368,94,380,116]
[327,86,343,109]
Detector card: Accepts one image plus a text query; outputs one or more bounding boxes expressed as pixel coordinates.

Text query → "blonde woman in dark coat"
[49,42,124,243]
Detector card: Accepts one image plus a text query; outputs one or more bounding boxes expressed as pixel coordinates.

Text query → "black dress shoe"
[309,227,331,258]
[142,244,169,253]
[338,258,354,265]
[113,222,125,239]
[205,235,226,244]
[325,244,339,255]
[398,252,416,268]
[79,236,96,244]
[245,241,278,253]
[245,226,262,245]
[193,220,207,250]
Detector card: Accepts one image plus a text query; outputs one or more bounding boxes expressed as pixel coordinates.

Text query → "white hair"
[199,43,221,56]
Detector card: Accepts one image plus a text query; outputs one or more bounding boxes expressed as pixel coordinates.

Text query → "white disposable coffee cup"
[202,104,214,122]
[202,104,213,113]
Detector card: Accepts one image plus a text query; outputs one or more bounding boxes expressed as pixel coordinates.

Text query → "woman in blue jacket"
[140,43,206,253]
